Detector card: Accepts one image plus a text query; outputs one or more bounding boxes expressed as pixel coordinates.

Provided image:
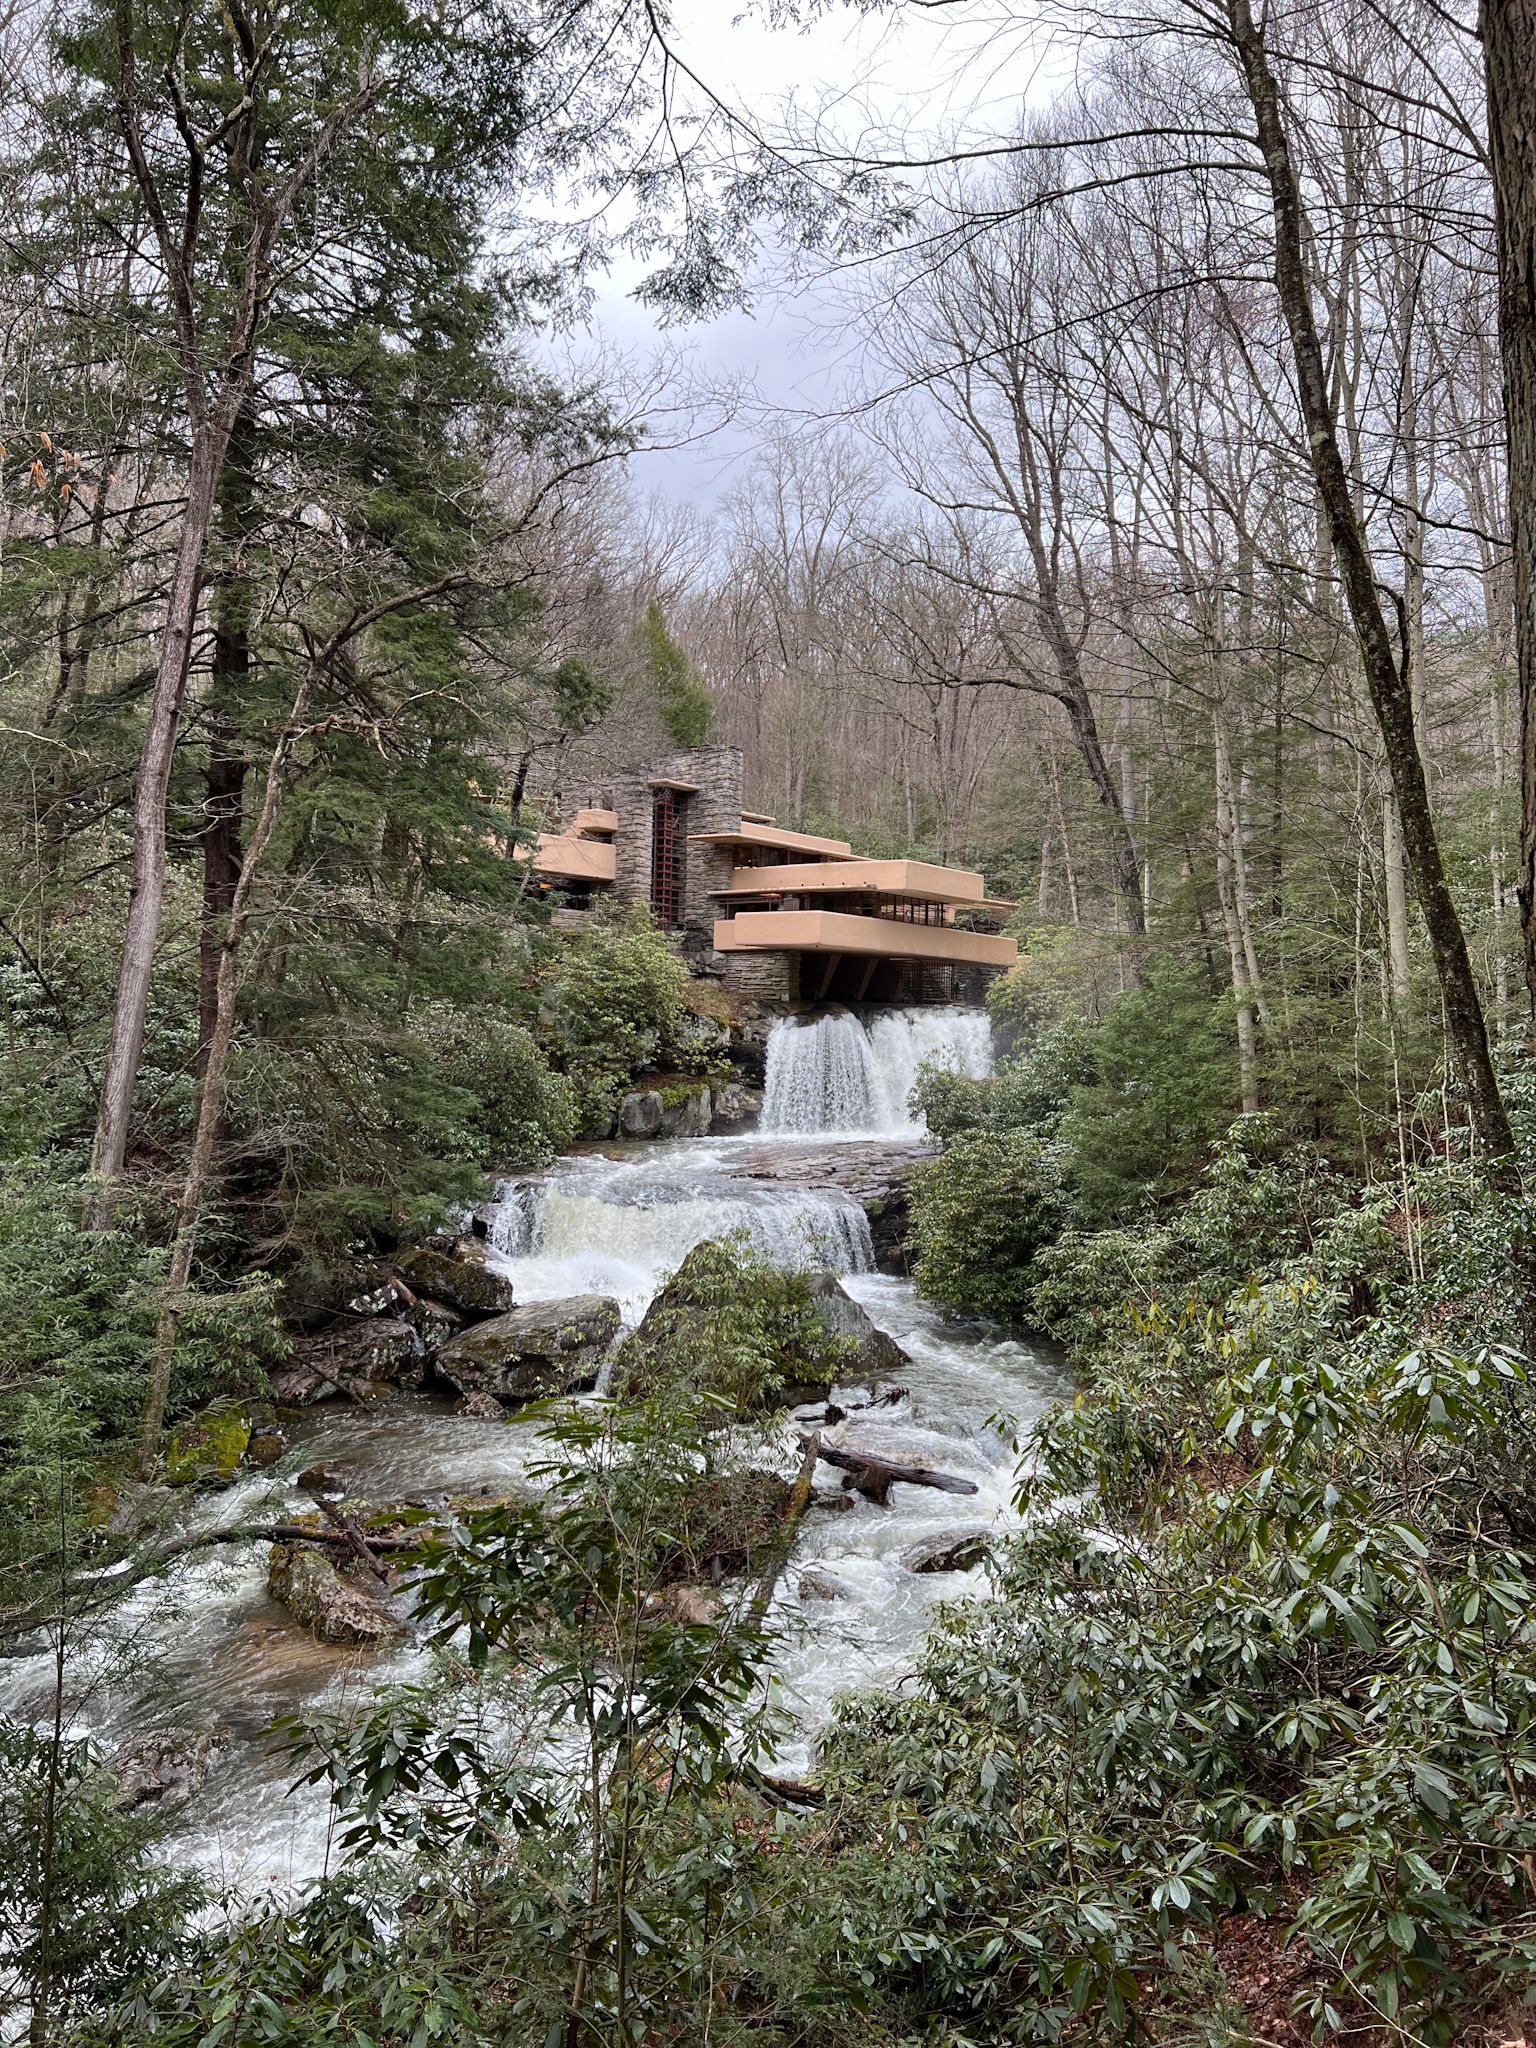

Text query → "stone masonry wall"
[605,746,745,941]
[717,947,797,1002]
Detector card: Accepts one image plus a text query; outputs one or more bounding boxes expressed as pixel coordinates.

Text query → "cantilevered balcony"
[712,908,1017,971]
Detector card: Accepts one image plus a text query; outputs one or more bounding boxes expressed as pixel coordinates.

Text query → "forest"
[6,0,1536,2041]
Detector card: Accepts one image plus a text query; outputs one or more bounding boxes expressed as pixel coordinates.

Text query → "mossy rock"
[266,1544,404,1646]
[432,1296,620,1406]
[165,1403,253,1486]
[612,1241,850,1410]
[395,1238,516,1316]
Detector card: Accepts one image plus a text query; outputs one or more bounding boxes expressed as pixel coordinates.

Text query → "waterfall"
[486,1150,875,1315]
[760,1007,993,1136]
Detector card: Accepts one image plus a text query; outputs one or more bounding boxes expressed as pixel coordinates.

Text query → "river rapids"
[1,1005,1065,1896]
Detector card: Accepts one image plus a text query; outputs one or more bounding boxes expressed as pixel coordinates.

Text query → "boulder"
[646,1584,722,1625]
[797,1566,849,1602]
[395,1238,517,1317]
[899,1526,994,1575]
[267,1542,404,1646]
[285,1316,421,1396]
[246,1422,287,1469]
[341,1378,394,1406]
[617,1089,664,1139]
[803,1272,912,1382]
[862,1189,912,1274]
[113,1723,235,1809]
[432,1295,622,1406]
[675,1010,731,1059]
[454,1390,504,1420]
[407,1295,465,1353]
[165,1403,253,1486]
[709,1081,760,1133]
[86,1478,174,1536]
[615,1246,845,1409]
[346,1275,406,1316]
[269,1362,343,1406]
[297,1464,347,1498]
[659,1085,712,1139]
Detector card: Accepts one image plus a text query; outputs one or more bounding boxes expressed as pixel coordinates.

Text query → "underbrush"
[811,1276,1536,2042]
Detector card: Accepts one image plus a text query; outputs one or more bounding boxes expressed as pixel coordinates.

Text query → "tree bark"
[1213,713,1262,1112]
[1382,786,1413,1002]
[89,424,228,1221]
[1483,0,1536,1031]
[198,415,256,1069]
[1231,0,1517,1171]
[138,663,315,1475]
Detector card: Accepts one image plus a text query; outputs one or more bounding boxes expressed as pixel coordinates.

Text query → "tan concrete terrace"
[715,856,1010,908]
[713,908,1018,970]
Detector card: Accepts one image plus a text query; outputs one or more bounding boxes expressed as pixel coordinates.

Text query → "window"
[650,788,687,925]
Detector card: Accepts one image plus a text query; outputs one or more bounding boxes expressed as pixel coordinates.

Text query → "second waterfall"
[759,1005,992,1137]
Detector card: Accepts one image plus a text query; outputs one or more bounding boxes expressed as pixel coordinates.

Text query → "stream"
[2,1005,1065,1897]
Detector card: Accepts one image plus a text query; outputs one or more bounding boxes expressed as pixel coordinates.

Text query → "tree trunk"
[88,423,229,1223]
[1382,785,1413,1001]
[1231,0,1517,1171]
[1483,0,1536,1030]
[1214,712,1262,1111]
[198,416,256,1069]
[138,666,315,1474]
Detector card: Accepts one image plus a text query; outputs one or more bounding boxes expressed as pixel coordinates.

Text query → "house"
[524,746,1018,1003]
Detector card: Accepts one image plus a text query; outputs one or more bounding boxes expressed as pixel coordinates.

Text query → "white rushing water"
[760,1005,992,1136]
[1,1005,1065,1899]
[485,1143,875,1321]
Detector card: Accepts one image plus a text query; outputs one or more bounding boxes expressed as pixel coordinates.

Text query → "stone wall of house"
[605,746,745,939]
[718,948,798,1002]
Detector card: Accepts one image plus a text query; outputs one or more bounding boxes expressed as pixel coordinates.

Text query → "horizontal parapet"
[521,833,617,883]
[712,909,1018,969]
[691,825,855,860]
[719,857,986,904]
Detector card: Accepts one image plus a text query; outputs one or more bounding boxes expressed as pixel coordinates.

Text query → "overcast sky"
[577,1,1064,510]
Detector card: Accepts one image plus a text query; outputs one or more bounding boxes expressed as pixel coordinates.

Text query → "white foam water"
[486,1144,875,1319]
[760,1006,992,1136]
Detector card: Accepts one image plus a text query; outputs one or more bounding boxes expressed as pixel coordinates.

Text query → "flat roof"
[692,825,856,860]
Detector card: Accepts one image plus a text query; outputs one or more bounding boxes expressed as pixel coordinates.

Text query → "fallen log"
[316,1496,394,1583]
[808,1441,979,1507]
[752,1769,824,1808]
[146,1523,419,1567]
[747,1433,822,1622]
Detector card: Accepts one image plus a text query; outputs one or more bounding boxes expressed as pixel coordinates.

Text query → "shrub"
[808,1270,1536,2045]
[0,1722,203,2039]
[0,1163,286,1613]
[1057,960,1237,1221]
[538,907,693,1128]
[908,1131,1072,1324]
[913,1023,1097,1143]
[415,1006,577,1168]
